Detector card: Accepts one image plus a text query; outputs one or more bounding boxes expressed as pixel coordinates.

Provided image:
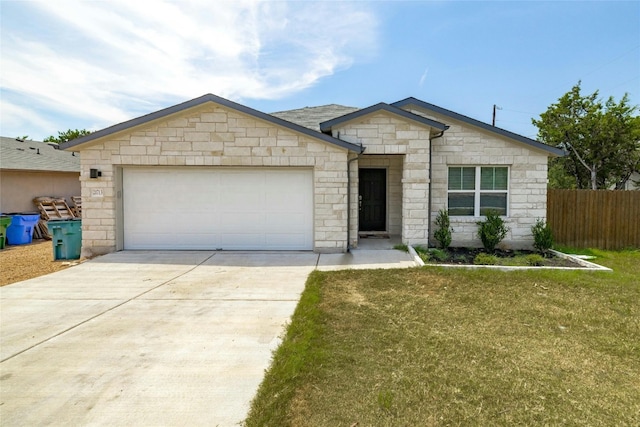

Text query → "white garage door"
[123,168,313,250]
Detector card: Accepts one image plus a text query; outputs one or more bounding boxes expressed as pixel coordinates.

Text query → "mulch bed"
[424,247,583,268]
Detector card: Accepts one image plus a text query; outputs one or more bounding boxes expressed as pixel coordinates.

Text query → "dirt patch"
[0,240,79,286]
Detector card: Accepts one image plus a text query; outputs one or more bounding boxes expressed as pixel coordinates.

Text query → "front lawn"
[245,249,639,426]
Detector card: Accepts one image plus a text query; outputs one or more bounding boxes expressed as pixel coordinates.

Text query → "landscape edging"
[409,247,613,272]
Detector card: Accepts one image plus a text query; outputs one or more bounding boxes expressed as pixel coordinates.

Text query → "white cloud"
[0,0,378,138]
[0,101,58,140]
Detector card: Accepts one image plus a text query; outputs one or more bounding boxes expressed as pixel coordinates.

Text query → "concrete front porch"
[357,233,402,249]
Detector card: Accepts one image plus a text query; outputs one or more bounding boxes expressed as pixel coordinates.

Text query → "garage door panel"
[264,193,309,211]
[219,212,265,233]
[128,233,223,250]
[218,234,266,249]
[265,213,306,232]
[123,168,313,250]
[220,193,262,210]
[265,233,307,248]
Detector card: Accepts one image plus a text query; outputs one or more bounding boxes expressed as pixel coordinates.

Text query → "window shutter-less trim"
[448,166,509,216]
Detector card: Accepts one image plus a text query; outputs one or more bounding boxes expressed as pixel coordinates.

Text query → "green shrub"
[413,245,428,254]
[477,210,510,252]
[412,245,434,263]
[433,209,453,249]
[429,248,449,262]
[525,254,545,266]
[531,218,554,255]
[418,253,430,263]
[473,253,498,265]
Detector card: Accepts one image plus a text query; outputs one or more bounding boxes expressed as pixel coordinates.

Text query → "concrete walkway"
[0,249,415,426]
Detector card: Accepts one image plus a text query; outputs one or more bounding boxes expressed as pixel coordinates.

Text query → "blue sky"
[1,0,638,141]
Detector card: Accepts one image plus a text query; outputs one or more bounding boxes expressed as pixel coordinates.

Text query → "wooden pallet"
[33,197,76,221]
[70,196,82,218]
[33,219,52,240]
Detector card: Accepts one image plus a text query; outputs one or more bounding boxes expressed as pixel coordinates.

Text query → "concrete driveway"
[0,249,415,426]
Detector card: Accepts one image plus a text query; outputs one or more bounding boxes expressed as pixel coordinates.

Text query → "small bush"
[412,245,433,263]
[454,253,472,263]
[418,253,430,263]
[434,209,453,249]
[531,218,554,255]
[525,254,545,266]
[474,253,498,265]
[429,248,449,262]
[477,210,510,252]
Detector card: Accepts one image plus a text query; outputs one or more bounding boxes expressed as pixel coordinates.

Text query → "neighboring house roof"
[319,102,448,133]
[60,94,364,153]
[0,136,80,172]
[392,97,566,156]
[270,104,360,131]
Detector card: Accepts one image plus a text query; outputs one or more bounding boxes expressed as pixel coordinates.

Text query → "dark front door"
[359,168,386,231]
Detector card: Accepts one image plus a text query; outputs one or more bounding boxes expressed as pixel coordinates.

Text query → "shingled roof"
[0,136,80,172]
[270,104,360,131]
[319,103,448,133]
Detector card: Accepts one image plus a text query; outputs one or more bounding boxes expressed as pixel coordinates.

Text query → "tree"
[547,159,577,189]
[44,129,91,144]
[533,82,640,190]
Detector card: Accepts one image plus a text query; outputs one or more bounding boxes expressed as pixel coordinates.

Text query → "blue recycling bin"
[47,219,82,260]
[6,213,40,245]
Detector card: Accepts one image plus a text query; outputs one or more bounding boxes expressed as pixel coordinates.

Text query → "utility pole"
[492,104,502,126]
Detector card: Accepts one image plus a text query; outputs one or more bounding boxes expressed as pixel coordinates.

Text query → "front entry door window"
[359,168,386,231]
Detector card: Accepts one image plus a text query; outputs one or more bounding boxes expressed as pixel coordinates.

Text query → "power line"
[551,44,640,95]
[579,44,640,82]
[602,74,640,94]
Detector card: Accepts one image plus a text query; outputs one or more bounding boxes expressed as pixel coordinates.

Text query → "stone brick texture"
[79,102,551,256]
[408,107,549,249]
[332,112,432,247]
[79,104,349,256]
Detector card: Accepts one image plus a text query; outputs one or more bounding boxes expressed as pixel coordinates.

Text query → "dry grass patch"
[246,250,640,426]
[0,240,73,286]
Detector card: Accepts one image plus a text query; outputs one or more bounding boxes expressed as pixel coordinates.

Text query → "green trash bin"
[0,215,11,249]
[47,219,82,260]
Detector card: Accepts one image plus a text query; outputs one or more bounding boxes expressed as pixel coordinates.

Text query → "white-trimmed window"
[447,166,509,216]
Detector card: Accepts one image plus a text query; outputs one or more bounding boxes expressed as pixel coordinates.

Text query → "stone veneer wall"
[77,104,350,256]
[418,112,549,249]
[332,112,432,247]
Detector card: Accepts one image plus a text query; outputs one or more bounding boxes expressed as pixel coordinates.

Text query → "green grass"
[552,245,600,257]
[393,243,409,253]
[245,250,640,426]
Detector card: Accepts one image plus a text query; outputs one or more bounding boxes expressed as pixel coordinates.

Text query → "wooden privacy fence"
[547,189,640,250]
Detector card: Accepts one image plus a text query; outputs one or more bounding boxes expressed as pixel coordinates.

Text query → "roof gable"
[60,94,364,153]
[392,97,565,156]
[319,103,448,133]
[0,137,80,172]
